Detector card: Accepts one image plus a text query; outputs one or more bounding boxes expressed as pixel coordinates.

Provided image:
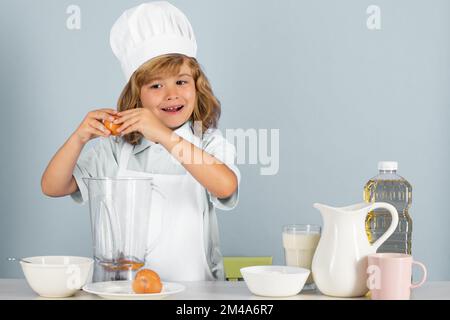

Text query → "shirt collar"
[132,120,194,155]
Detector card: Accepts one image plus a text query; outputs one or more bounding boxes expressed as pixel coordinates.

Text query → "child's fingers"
[117,118,140,135]
[113,112,138,124]
[116,108,139,117]
[91,127,110,138]
[88,119,111,137]
[119,122,139,136]
[90,110,117,122]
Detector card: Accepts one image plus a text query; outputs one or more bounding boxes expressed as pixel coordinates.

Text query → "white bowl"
[20,256,94,298]
[240,265,310,297]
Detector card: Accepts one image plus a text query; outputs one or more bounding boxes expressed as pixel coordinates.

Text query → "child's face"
[140,63,196,130]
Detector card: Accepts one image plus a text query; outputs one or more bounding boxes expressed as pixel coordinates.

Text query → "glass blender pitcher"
[83,177,165,282]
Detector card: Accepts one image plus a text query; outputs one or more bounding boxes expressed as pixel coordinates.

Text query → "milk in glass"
[282,225,321,284]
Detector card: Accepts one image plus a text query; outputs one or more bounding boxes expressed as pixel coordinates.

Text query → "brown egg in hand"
[132,269,163,294]
[104,116,121,136]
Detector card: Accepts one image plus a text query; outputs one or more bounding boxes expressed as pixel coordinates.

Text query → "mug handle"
[411,261,427,289]
[370,202,399,250]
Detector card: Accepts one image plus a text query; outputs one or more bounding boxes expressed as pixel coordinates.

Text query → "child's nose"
[165,87,179,100]
[166,95,179,101]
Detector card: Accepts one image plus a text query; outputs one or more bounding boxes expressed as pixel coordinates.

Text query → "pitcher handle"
[145,184,167,256]
[370,202,399,250]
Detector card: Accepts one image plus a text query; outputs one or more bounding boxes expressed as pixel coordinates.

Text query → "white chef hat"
[110,1,197,82]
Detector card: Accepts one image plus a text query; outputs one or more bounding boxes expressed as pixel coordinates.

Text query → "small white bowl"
[240,265,310,297]
[20,256,94,298]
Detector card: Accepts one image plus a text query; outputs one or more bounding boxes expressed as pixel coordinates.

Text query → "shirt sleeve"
[70,137,119,205]
[202,128,240,211]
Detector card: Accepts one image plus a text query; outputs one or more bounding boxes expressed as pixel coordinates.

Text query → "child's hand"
[73,108,118,144]
[114,108,171,143]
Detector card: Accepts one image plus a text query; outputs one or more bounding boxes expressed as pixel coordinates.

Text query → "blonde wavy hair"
[116,54,221,145]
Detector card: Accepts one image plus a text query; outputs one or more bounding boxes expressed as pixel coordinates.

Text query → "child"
[41,1,240,281]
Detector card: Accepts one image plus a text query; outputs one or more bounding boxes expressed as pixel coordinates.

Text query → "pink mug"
[366,253,427,300]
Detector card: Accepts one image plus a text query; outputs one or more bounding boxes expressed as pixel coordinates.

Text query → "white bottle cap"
[378,161,398,171]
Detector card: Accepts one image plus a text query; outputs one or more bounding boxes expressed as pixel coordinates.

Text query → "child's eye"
[150,83,162,89]
[176,80,188,85]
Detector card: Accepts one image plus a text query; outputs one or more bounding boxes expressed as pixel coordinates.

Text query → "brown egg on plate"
[132,269,163,294]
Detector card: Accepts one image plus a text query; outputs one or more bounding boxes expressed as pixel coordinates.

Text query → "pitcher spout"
[313,203,332,210]
[314,202,371,213]
[313,203,337,215]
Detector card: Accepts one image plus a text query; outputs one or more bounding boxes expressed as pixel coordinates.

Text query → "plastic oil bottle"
[364,161,412,254]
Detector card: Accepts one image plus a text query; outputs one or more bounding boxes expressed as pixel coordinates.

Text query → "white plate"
[82,280,185,300]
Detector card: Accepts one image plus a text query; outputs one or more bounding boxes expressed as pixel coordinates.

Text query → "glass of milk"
[282,224,321,290]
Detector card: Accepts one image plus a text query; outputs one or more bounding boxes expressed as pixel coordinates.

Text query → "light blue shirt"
[71,121,240,280]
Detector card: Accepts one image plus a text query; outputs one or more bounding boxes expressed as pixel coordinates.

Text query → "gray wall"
[1,0,449,280]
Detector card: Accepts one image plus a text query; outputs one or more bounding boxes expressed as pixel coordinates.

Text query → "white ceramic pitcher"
[311,202,399,297]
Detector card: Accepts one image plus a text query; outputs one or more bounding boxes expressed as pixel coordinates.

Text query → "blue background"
[1,0,449,279]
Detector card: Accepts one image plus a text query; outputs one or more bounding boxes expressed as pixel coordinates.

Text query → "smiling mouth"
[161,105,184,113]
